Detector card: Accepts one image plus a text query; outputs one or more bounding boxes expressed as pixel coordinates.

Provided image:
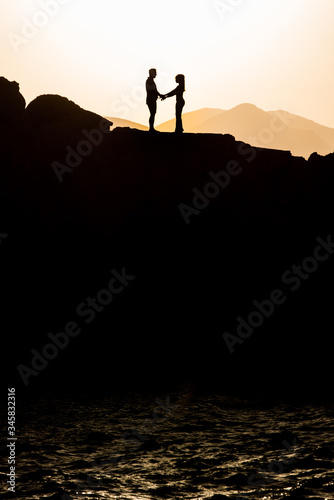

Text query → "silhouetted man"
[146,68,163,132]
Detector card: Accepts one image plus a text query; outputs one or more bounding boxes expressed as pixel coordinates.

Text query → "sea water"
[1,388,334,499]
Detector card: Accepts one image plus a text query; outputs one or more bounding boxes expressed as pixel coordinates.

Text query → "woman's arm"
[166,85,181,98]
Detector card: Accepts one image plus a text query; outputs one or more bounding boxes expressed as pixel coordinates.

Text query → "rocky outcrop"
[1,77,334,399]
[0,77,26,124]
[26,94,112,134]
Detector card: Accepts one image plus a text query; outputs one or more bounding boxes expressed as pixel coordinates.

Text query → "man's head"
[149,68,157,78]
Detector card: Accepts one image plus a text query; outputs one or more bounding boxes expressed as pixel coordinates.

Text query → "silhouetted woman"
[163,74,185,133]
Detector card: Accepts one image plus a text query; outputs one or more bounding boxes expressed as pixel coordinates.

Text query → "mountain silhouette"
[157,103,334,159]
[1,77,334,399]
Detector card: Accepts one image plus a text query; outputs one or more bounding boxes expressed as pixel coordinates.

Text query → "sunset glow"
[2,0,334,127]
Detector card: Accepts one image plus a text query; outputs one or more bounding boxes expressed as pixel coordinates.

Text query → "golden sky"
[2,0,334,127]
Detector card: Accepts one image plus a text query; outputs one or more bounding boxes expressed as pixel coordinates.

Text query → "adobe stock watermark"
[7,388,16,494]
[51,118,112,183]
[8,0,72,54]
[17,267,135,386]
[178,142,256,225]
[61,387,192,499]
[110,71,170,120]
[178,107,296,226]
[213,0,244,21]
[247,110,296,149]
[223,235,334,353]
[235,434,306,498]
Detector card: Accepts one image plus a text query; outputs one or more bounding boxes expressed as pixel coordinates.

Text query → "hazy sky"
[2,0,334,127]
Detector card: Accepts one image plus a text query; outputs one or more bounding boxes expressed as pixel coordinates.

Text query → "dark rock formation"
[26,94,108,131]
[0,77,26,124]
[1,77,334,401]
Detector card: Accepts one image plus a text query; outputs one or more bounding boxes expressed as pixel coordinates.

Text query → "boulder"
[0,77,26,124]
[26,94,112,134]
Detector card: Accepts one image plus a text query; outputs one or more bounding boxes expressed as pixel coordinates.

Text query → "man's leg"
[148,101,157,131]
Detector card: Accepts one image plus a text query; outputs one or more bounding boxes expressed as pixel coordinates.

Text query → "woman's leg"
[175,101,184,133]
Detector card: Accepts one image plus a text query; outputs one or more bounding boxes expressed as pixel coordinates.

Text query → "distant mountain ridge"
[157,103,334,159]
[107,104,334,159]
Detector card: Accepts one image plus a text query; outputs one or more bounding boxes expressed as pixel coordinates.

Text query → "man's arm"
[155,83,164,98]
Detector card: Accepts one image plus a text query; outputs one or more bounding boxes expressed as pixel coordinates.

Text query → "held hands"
[160,94,167,101]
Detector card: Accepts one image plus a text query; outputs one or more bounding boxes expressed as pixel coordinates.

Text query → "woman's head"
[175,74,185,89]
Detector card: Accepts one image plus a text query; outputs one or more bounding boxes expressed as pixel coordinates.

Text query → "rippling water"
[1,387,334,499]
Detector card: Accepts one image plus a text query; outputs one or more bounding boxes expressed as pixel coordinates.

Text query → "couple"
[146,69,185,133]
